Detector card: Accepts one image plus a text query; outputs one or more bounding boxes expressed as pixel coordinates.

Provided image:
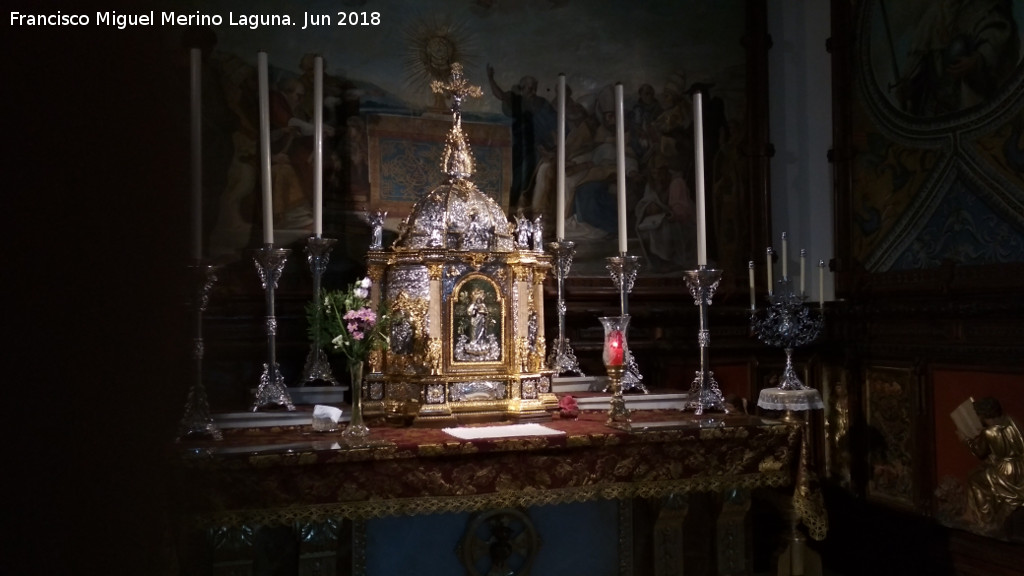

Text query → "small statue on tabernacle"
[515,212,532,249]
[532,214,544,251]
[368,210,387,250]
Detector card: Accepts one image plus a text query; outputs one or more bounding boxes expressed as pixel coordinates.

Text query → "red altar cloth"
[169,410,826,540]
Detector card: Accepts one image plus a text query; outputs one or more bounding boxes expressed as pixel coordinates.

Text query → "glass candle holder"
[599,315,632,430]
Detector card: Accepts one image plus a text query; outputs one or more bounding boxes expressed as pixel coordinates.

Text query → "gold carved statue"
[958,397,1024,533]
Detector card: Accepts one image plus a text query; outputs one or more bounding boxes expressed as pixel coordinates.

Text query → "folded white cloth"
[442,423,564,440]
[312,404,343,431]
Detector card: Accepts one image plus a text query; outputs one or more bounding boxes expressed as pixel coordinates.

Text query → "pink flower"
[558,395,580,418]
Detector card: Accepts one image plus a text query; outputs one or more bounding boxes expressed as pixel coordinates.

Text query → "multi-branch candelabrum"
[750,275,824,391]
[300,235,339,386]
[252,244,295,411]
[605,254,646,393]
[546,240,582,376]
[177,262,222,440]
[683,266,726,414]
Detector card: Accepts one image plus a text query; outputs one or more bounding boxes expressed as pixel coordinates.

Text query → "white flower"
[331,334,346,349]
[354,277,372,299]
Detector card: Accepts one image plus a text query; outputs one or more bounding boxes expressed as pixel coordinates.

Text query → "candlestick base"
[300,347,338,386]
[548,337,583,376]
[178,263,222,441]
[252,362,295,412]
[778,347,807,390]
[685,369,726,416]
[605,364,632,431]
[178,366,223,440]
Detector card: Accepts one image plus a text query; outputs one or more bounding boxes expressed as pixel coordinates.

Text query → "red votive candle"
[604,330,625,366]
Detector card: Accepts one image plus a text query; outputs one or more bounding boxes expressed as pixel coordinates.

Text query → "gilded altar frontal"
[362,65,556,426]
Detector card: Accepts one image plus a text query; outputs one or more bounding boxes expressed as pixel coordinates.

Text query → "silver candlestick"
[751,277,823,391]
[178,263,222,440]
[252,245,295,411]
[546,240,583,375]
[300,235,339,386]
[683,266,726,414]
[605,254,646,392]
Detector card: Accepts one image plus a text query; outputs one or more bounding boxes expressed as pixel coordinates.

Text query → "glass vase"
[599,315,632,430]
[342,360,370,440]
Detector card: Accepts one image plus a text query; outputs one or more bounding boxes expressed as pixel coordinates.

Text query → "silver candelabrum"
[300,235,339,386]
[177,262,222,440]
[750,277,823,390]
[252,245,295,411]
[605,254,646,393]
[683,266,726,414]
[546,240,583,376]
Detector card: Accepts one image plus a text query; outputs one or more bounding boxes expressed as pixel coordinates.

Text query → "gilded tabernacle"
[361,64,556,426]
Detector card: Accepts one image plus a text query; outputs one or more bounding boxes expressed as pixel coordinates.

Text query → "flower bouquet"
[307,276,390,437]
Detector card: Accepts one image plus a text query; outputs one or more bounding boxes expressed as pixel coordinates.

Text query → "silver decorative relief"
[449,381,506,402]
[387,265,430,300]
[522,378,538,399]
[426,383,446,404]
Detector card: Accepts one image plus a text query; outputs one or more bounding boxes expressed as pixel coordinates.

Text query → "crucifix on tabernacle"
[432,63,483,181]
[431,62,483,125]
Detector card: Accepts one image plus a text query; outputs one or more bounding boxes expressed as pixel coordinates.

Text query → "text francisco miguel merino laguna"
[10,11,309,30]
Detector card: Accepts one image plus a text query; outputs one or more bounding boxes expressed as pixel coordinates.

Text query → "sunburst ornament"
[404,15,477,107]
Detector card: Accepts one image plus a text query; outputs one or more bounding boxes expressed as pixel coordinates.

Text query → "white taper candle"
[556,74,566,241]
[190,48,202,261]
[800,248,807,296]
[258,51,274,245]
[693,91,707,266]
[313,55,323,237]
[615,83,627,254]
[781,231,788,278]
[767,247,774,294]
[748,260,756,310]
[818,259,825,308]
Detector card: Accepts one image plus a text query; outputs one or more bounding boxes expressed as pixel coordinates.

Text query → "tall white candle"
[781,232,788,278]
[748,260,755,310]
[766,247,774,294]
[258,51,274,245]
[556,74,566,241]
[693,91,707,266]
[818,259,825,308]
[614,83,628,254]
[190,48,202,261]
[313,56,323,237]
[800,249,807,296]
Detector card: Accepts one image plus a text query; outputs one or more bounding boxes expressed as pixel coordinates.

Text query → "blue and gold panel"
[367,114,512,219]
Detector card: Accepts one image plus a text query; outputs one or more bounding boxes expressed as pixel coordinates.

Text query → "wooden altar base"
[170,410,825,575]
